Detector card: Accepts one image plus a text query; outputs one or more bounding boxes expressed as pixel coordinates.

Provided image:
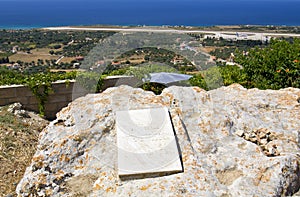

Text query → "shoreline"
[42,26,300,39]
[1,24,300,39]
[1,24,300,31]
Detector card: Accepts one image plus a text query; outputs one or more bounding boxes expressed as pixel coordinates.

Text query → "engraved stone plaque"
[116,107,182,177]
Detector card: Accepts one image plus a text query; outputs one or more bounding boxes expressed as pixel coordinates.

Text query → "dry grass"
[31,47,62,54]
[0,106,48,196]
[9,53,60,63]
[10,47,77,64]
[9,47,63,63]
[200,46,218,53]
[60,57,76,63]
[117,54,145,64]
[30,48,51,54]
[50,68,84,72]
[128,54,145,64]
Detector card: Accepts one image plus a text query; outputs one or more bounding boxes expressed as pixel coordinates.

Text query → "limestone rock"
[7,103,30,118]
[16,84,300,196]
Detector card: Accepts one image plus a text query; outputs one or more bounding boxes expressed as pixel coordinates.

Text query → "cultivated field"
[9,48,76,64]
[10,48,60,63]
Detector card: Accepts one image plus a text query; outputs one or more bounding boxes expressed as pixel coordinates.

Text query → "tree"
[219,65,246,86]
[235,38,300,89]
[189,74,207,90]
[52,44,61,49]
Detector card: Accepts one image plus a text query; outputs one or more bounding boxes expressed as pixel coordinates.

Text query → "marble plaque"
[116,107,183,177]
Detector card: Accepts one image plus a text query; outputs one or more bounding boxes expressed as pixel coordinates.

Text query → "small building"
[97,60,105,65]
[236,32,248,39]
[12,46,19,53]
[209,56,217,63]
[171,56,185,65]
[111,61,121,66]
[76,56,84,61]
[73,63,80,69]
[229,53,235,62]
[90,61,106,70]
[7,63,20,70]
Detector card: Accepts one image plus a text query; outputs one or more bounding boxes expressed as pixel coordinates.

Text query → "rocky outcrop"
[16,84,300,196]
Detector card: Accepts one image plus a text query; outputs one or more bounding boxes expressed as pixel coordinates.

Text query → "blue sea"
[0,0,300,29]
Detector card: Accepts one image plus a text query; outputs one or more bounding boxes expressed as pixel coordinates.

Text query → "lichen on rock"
[16,84,300,196]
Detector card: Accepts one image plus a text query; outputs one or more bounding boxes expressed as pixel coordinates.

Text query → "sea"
[0,0,300,29]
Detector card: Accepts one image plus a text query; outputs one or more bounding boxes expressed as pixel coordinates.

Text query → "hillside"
[0,103,48,196]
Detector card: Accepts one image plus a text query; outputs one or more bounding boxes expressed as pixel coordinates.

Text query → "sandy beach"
[43,26,300,41]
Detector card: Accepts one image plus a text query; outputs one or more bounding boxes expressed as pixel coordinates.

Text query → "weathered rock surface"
[17,84,300,196]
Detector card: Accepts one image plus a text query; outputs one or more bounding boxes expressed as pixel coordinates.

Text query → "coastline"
[0,25,45,30]
[1,23,300,31]
[2,24,300,40]
[42,26,300,41]
[2,0,300,31]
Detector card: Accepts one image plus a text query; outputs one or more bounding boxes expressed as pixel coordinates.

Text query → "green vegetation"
[25,72,76,116]
[189,74,207,89]
[2,37,299,105]
[188,38,300,91]
[235,38,300,89]
[219,65,247,87]
[189,38,300,91]
[0,29,115,70]
[0,29,115,54]
[0,56,9,64]
[206,38,267,60]
[0,67,77,116]
[189,66,235,90]
[203,37,265,48]
[104,47,197,74]
[141,83,167,95]
[107,64,180,95]
[122,64,178,80]
[76,71,104,93]
[0,29,299,109]
[238,25,300,34]
[189,25,300,34]
[0,67,77,86]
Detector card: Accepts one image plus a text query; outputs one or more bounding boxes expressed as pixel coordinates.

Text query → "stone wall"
[0,80,77,120]
[0,76,140,119]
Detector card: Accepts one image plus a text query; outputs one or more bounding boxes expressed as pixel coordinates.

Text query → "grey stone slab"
[116,107,182,177]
